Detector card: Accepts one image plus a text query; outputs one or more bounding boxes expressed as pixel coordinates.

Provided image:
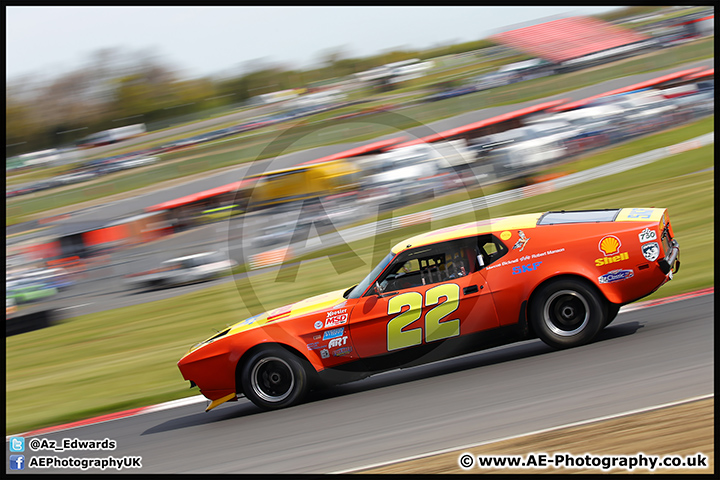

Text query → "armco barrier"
[6,308,61,337]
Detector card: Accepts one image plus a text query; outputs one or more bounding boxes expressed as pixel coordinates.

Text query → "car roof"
[390,208,667,254]
[391,213,543,254]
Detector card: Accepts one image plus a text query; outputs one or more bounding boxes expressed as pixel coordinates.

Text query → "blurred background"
[5,6,714,435]
[7,6,714,319]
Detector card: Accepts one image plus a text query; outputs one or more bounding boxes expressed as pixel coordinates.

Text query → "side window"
[372,239,477,294]
[477,234,508,267]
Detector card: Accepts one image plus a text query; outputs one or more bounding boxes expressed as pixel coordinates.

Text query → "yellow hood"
[226,287,349,336]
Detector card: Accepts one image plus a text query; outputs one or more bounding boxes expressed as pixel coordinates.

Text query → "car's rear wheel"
[240,346,310,410]
[530,279,606,349]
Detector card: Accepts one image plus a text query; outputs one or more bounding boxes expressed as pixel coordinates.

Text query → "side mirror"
[477,254,485,268]
[374,281,383,295]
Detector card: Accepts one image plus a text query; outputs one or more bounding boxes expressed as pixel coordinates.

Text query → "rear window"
[537,210,620,225]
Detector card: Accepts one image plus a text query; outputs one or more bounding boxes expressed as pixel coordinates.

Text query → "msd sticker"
[325,309,348,328]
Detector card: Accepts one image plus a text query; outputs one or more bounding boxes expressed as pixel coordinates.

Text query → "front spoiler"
[205,393,238,412]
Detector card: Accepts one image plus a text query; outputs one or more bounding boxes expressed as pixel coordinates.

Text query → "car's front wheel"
[240,346,310,410]
[530,279,606,349]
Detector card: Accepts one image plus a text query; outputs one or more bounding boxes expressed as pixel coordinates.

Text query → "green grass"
[626,6,709,30]
[6,39,713,226]
[543,115,714,174]
[6,118,713,434]
[6,164,69,187]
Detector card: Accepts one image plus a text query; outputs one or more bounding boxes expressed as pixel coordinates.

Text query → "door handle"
[463,285,479,295]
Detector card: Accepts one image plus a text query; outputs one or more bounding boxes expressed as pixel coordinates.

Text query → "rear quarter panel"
[485,214,669,326]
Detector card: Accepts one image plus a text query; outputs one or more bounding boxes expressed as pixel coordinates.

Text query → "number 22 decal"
[387,283,460,351]
[627,208,653,219]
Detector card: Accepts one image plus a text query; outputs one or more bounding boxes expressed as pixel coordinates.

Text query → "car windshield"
[345,252,395,299]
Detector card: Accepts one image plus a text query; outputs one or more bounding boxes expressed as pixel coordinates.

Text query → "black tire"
[240,346,310,410]
[530,279,606,349]
[604,303,621,328]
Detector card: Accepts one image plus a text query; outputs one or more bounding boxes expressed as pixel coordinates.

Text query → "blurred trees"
[18,11,645,160]
[5,37,509,159]
[594,6,665,23]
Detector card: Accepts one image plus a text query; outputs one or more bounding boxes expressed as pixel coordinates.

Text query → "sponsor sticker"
[626,208,654,219]
[595,235,628,266]
[326,308,347,317]
[638,227,657,243]
[332,346,353,357]
[328,336,348,348]
[500,230,512,241]
[641,242,660,262]
[306,341,325,351]
[512,261,542,275]
[323,327,344,340]
[320,349,329,359]
[598,269,634,284]
[314,320,323,329]
[325,314,348,328]
[239,314,260,327]
[487,249,565,271]
[512,230,530,252]
[267,305,291,321]
[599,235,622,256]
[594,252,629,266]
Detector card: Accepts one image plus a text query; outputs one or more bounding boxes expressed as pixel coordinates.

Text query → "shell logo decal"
[599,235,621,256]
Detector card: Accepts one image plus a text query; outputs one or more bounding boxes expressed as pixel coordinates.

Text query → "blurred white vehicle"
[251,222,310,248]
[125,252,236,290]
[426,140,476,170]
[476,121,580,173]
[119,156,158,170]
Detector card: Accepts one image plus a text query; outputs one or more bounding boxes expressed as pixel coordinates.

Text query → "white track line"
[57,303,92,311]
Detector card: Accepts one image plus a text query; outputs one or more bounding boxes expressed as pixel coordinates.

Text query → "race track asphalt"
[7,294,712,474]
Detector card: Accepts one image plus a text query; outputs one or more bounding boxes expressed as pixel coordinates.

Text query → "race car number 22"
[387,283,460,351]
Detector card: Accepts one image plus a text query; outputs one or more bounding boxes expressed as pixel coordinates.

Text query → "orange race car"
[178,208,680,411]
